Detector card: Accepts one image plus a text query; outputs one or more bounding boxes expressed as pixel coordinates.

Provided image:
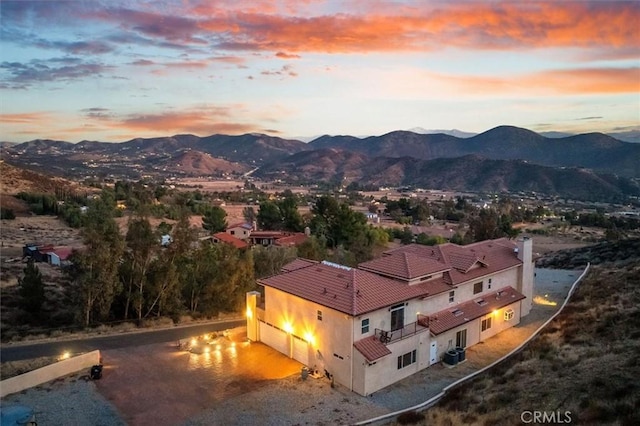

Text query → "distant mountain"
[407,128,477,138]
[309,126,640,177]
[256,151,640,202]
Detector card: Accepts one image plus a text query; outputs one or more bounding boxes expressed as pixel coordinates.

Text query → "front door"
[429,341,438,365]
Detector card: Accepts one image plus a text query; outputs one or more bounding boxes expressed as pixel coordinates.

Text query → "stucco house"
[226,222,254,240]
[246,237,534,396]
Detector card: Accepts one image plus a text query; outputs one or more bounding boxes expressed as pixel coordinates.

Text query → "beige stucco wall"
[0,350,101,398]
[433,299,522,360]
[262,286,354,389]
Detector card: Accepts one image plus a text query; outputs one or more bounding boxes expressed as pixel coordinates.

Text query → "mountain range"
[2,125,639,201]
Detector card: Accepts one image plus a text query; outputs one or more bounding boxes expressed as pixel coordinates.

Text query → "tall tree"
[243,206,257,225]
[65,194,124,326]
[202,206,227,232]
[252,245,298,278]
[18,260,45,314]
[257,200,282,230]
[123,215,158,321]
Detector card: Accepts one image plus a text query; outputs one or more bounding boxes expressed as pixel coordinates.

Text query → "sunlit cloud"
[433,67,640,96]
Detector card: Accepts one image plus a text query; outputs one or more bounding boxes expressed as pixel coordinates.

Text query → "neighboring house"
[46,247,73,266]
[226,222,254,240]
[247,231,308,247]
[246,237,534,396]
[212,232,249,250]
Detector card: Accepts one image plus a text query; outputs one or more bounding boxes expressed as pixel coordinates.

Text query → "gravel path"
[0,268,581,425]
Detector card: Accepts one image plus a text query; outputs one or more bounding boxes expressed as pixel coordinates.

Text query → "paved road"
[0,319,245,362]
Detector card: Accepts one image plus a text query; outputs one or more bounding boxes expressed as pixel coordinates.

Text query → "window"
[317,310,323,321]
[481,316,492,332]
[230,230,235,235]
[449,291,455,303]
[488,278,492,289]
[390,305,405,331]
[473,281,483,294]
[504,309,514,321]
[397,349,417,369]
[361,318,370,334]
[456,329,467,348]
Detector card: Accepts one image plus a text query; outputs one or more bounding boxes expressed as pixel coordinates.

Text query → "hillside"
[153,150,250,176]
[256,152,640,201]
[419,240,640,425]
[309,126,640,177]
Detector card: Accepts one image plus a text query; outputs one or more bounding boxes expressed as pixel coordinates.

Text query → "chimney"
[304,226,311,236]
[252,220,257,231]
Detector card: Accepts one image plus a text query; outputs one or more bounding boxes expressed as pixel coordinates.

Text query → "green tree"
[202,206,228,232]
[257,200,282,230]
[18,260,45,314]
[123,215,158,321]
[296,235,328,261]
[252,245,298,279]
[243,206,257,224]
[65,195,124,326]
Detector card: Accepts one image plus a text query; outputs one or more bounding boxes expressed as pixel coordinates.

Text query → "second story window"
[449,291,455,303]
[361,318,370,334]
[473,281,483,294]
[317,310,323,321]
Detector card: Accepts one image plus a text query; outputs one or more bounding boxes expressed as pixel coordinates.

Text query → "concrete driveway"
[95,328,302,426]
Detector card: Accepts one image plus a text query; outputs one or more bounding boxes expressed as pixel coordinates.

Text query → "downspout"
[350,269,356,392]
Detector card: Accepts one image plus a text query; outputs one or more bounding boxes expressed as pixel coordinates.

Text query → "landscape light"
[191,338,197,347]
[59,351,70,360]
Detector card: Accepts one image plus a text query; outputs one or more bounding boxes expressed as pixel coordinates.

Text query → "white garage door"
[259,321,288,356]
[292,335,309,366]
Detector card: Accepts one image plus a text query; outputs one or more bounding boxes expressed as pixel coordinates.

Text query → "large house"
[246,237,534,396]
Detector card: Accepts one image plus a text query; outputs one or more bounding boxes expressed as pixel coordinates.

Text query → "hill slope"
[256,151,640,201]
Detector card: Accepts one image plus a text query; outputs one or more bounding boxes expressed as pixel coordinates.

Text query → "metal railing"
[375,317,429,344]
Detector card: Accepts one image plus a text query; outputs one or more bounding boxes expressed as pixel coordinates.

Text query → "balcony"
[375,314,430,344]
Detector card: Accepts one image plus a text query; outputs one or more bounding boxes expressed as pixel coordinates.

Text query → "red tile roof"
[259,261,452,316]
[429,286,525,335]
[260,238,524,317]
[274,233,308,247]
[212,232,248,249]
[281,258,318,273]
[359,251,450,280]
[384,239,521,286]
[354,335,392,362]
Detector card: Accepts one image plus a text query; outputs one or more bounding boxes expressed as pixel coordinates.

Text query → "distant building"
[212,232,249,250]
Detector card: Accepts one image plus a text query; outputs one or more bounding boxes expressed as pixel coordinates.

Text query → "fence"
[0,350,101,398]
[355,264,591,425]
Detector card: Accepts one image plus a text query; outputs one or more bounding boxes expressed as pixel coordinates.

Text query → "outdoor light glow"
[492,310,499,316]
[283,322,293,334]
[533,295,558,306]
[203,334,210,341]
[191,338,197,346]
[304,332,315,346]
[204,346,210,353]
[216,344,222,351]
[246,307,253,319]
[59,351,70,360]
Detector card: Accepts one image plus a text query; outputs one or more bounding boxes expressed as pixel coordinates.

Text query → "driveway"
[95,329,302,426]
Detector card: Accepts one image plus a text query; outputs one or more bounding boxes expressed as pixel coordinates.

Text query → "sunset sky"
[1,0,638,143]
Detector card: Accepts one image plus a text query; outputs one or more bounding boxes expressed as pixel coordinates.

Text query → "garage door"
[292,335,309,366]
[259,321,288,356]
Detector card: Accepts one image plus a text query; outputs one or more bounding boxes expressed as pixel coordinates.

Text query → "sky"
[0,0,639,143]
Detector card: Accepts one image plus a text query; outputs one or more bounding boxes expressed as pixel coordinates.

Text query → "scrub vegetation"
[408,241,640,426]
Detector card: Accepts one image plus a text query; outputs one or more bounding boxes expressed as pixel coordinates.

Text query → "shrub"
[397,411,425,425]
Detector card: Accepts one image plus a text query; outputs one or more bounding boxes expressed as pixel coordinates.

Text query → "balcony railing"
[375,315,429,345]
